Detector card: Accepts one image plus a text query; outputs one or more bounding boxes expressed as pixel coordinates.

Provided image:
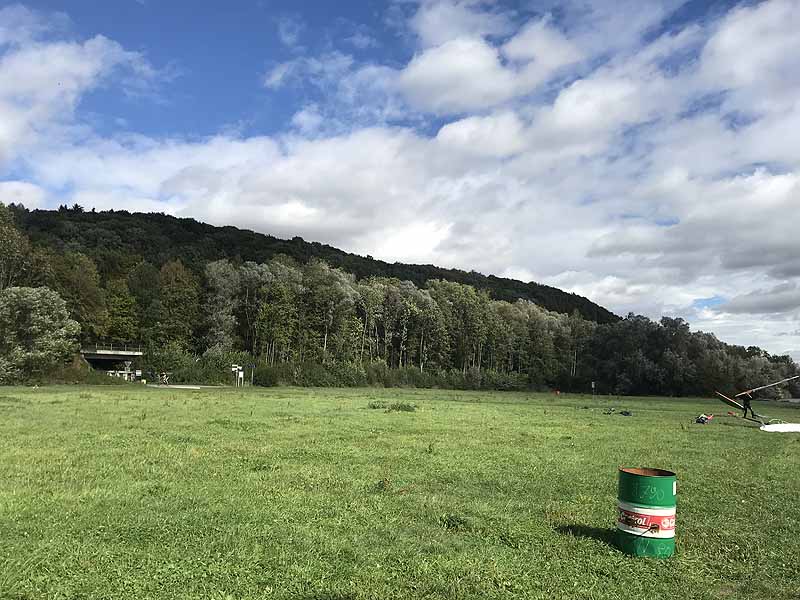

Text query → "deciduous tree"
[105,279,139,343]
[0,204,32,292]
[0,287,80,383]
[158,259,200,348]
[50,252,109,341]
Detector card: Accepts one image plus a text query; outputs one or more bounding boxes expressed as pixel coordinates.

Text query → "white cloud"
[291,105,324,134]
[398,15,583,115]
[502,17,582,67]
[0,3,67,46]
[276,15,305,50]
[701,0,800,112]
[361,220,452,263]
[0,6,161,163]
[409,0,513,48]
[399,36,533,114]
[723,283,800,315]
[436,111,526,158]
[264,53,405,130]
[263,61,295,89]
[539,0,686,55]
[262,52,354,91]
[0,179,46,207]
[550,76,642,133]
[345,32,377,50]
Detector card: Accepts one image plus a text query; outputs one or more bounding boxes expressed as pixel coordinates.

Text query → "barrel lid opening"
[619,467,676,477]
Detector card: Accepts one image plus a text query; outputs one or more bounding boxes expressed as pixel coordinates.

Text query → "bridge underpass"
[81,344,144,370]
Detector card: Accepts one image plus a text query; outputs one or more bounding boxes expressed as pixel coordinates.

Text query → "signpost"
[231,364,244,387]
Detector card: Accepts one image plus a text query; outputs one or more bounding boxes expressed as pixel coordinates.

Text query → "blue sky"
[31,0,406,138]
[1,0,799,359]
[11,0,736,138]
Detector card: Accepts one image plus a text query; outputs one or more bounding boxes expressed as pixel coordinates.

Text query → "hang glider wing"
[734,375,800,398]
[715,391,744,411]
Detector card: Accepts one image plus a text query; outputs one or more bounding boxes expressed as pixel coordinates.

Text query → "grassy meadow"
[1,386,799,600]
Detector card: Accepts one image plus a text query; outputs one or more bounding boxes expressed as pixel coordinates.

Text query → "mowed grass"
[1,386,799,600]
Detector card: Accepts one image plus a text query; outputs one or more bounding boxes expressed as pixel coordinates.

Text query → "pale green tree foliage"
[0,204,32,292]
[158,259,200,348]
[237,261,274,353]
[105,279,139,343]
[204,259,240,350]
[127,261,160,342]
[359,278,391,364]
[300,260,358,363]
[414,288,447,371]
[255,258,303,364]
[50,252,109,341]
[355,279,384,363]
[428,280,489,373]
[0,287,80,383]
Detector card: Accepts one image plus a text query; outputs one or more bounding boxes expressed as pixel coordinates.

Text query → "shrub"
[294,361,337,387]
[0,356,20,385]
[139,342,195,380]
[394,366,434,388]
[134,351,535,392]
[365,361,391,386]
[481,369,528,391]
[0,287,80,383]
[329,362,367,387]
[253,364,281,387]
[386,401,416,412]
[33,360,132,386]
[139,345,258,385]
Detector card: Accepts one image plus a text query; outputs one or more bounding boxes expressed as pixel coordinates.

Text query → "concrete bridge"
[81,343,143,365]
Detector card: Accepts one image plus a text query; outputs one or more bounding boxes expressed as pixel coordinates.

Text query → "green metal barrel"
[615,467,676,558]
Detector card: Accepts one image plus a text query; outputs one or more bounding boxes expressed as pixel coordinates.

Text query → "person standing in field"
[742,395,756,419]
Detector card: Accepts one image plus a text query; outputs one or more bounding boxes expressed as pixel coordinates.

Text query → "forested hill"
[17,207,618,324]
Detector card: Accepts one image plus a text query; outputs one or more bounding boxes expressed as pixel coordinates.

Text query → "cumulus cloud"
[539,0,686,54]
[409,0,513,48]
[290,105,324,134]
[398,16,582,114]
[0,3,69,46]
[502,17,583,67]
[263,53,404,130]
[723,283,800,315]
[701,0,800,113]
[399,37,521,114]
[436,111,527,158]
[0,180,46,207]
[0,7,161,163]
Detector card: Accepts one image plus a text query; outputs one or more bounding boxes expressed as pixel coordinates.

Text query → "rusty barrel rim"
[618,466,676,509]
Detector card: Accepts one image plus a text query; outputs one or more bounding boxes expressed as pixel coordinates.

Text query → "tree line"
[17,204,619,323]
[1,202,797,397]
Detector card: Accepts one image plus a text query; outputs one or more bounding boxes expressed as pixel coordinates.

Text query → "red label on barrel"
[618,507,675,531]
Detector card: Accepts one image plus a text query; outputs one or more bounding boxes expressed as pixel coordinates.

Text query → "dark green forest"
[1,203,797,397]
[18,205,618,323]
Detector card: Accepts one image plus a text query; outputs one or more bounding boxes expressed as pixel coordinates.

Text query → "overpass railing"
[83,343,144,354]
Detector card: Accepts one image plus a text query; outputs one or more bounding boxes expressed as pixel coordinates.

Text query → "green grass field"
[1,386,799,600]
